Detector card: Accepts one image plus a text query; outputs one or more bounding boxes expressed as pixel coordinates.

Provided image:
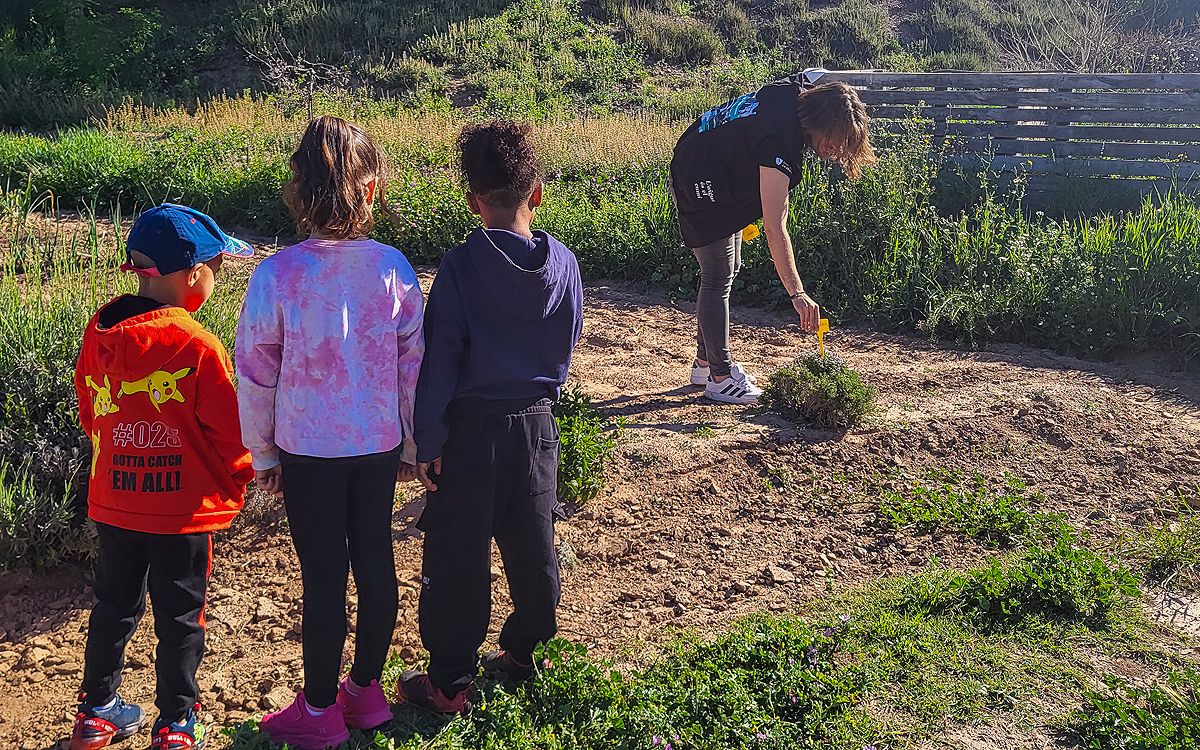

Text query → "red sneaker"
[396,672,469,715]
[336,677,393,730]
[258,692,350,750]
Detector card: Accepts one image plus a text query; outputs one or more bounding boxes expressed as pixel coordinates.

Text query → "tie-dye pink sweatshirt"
[235,238,424,470]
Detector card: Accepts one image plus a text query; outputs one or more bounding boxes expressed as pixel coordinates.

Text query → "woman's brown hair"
[284,115,386,239]
[797,82,877,179]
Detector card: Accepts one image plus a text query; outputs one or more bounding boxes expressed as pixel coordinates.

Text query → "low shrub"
[1068,669,1200,750]
[626,10,726,65]
[761,353,877,429]
[553,385,621,506]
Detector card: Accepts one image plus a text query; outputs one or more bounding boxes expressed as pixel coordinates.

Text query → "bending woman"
[670,80,875,404]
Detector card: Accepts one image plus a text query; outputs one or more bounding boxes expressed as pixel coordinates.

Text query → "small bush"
[553,385,621,506]
[1068,670,1200,750]
[880,471,1067,546]
[762,353,877,428]
[626,10,726,65]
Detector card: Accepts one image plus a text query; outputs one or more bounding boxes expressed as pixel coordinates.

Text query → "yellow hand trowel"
[741,224,760,242]
[817,318,830,358]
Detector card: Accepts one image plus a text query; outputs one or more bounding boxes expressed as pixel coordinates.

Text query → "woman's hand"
[418,458,442,493]
[792,291,820,333]
[397,463,418,483]
[255,466,283,498]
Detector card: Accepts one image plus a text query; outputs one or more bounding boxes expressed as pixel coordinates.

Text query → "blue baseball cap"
[122,203,254,277]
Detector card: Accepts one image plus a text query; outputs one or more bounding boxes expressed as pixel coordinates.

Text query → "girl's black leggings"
[280,447,401,708]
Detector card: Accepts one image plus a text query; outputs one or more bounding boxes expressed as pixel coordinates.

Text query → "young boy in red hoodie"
[70,204,254,750]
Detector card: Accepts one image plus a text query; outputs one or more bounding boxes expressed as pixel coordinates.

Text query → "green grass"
[5,1,1196,127]
[1122,490,1200,590]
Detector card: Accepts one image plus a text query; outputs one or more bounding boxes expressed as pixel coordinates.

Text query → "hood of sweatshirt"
[466,227,575,321]
[88,295,198,384]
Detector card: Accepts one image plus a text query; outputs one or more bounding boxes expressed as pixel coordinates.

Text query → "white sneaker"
[690,362,757,387]
[704,370,763,404]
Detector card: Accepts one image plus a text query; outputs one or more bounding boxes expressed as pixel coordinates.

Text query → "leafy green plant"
[553,385,621,506]
[880,471,1067,546]
[761,353,877,428]
[906,530,1141,630]
[1068,670,1200,750]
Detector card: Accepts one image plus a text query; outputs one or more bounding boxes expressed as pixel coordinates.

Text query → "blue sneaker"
[69,693,145,750]
[150,705,206,750]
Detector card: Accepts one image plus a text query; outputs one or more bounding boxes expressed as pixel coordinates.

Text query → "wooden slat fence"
[802,69,1200,199]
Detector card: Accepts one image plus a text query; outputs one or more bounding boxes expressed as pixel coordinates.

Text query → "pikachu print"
[85,375,120,478]
[119,368,193,412]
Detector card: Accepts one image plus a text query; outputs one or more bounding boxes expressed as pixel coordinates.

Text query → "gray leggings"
[693,233,743,378]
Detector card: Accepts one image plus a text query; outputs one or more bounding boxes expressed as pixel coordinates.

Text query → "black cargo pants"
[417,397,563,696]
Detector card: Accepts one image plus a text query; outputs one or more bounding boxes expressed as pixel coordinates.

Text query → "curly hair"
[457,119,543,209]
[284,116,386,238]
[797,82,877,179]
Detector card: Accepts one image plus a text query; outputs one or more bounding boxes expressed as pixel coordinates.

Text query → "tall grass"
[2,104,1198,364]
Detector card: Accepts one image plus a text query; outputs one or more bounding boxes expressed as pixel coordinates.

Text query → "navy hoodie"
[413,227,583,463]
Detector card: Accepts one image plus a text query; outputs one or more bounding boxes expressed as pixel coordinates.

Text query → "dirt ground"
[2,274,1199,750]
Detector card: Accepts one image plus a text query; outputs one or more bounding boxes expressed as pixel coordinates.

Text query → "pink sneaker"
[336,677,393,730]
[258,691,350,750]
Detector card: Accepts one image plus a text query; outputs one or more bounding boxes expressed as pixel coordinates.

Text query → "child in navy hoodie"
[399,120,583,713]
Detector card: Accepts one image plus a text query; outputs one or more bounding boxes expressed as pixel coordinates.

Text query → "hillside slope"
[1,0,1197,126]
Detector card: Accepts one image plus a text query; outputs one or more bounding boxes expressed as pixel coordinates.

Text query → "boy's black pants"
[418,397,563,696]
[281,448,401,708]
[82,522,211,723]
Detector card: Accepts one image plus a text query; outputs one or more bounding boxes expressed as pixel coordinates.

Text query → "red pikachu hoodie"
[74,295,253,534]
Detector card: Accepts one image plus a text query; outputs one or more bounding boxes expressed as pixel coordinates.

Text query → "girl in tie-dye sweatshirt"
[235,116,423,749]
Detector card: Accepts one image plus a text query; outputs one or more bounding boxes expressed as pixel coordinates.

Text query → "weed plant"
[227,615,869,750]
[1122,491,1200,589]
[902,529,1141,631]
[222,539,1165,749]
[552,385,622,507]
[761,353,877,428]
[879,471,1067,546]
[1068,669,1200,750]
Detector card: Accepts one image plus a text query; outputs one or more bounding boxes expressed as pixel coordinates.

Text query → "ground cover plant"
[218,533,1174,749]
[903,529,1142,631]
[879,471,1066,546]
[1067,669,1200,750]
[761,352,878,428]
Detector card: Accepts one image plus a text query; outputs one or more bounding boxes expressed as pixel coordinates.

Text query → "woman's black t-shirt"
[670,81,808,248]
